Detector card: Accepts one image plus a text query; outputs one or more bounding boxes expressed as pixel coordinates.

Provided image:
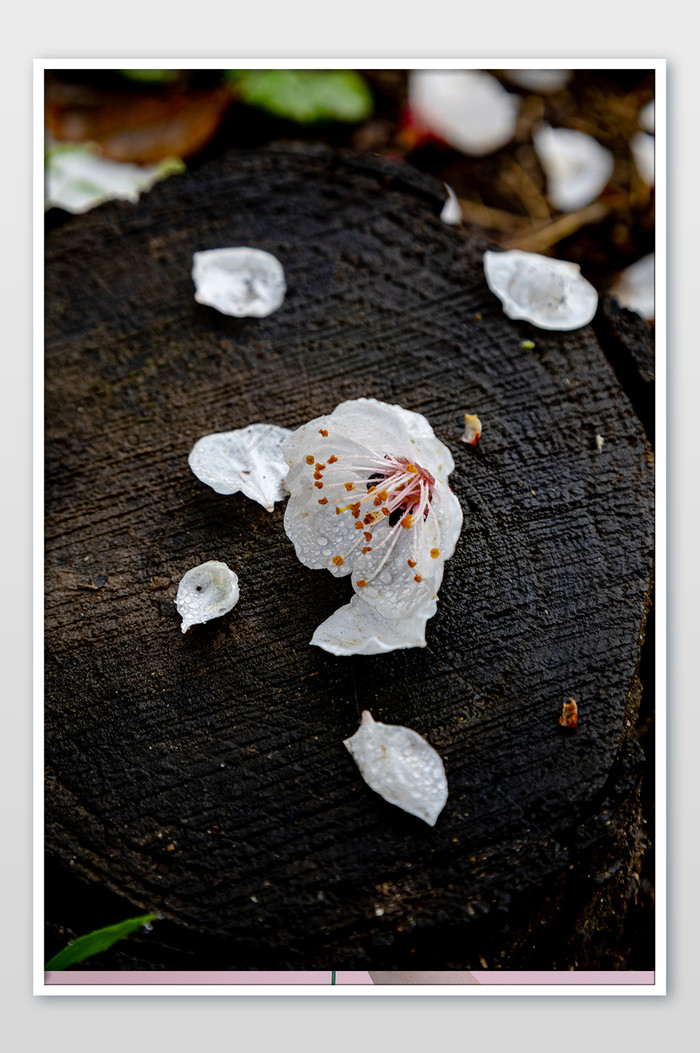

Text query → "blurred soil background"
[43,66,656,970]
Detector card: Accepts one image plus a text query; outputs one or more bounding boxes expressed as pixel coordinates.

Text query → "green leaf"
[119,69,178,84]
[45,913,158,971]
[227,70,373,124]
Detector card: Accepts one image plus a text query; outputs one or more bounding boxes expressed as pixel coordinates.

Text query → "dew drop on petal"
[175,560,240,633]
[343,711,448,826]
[192,247,286,318]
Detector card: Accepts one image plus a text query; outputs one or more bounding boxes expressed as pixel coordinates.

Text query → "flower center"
[305,439,442,585]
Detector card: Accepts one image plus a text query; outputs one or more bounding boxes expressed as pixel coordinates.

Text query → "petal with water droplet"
[189,423,292,511]
[344,711,448,826]
[175,561,239,633]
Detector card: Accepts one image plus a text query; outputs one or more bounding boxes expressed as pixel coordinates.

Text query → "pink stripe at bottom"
[44,970,654,986]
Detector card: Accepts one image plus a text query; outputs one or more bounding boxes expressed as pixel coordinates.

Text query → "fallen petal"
[188,423,292,511]
[344,711,448,825]
[310,592,437,656]
[409,69,518,156]
[192,247,286,318]
[45,142,182,214]
[440,183,462,225]
[504,69,572,94]
[533,124,614,211]
[639,100,655,134]
[610,253,655,321]
[484,249,598,330]
[175,560,239,633]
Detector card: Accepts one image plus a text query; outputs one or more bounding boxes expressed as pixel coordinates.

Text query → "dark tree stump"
[44,144,654,971]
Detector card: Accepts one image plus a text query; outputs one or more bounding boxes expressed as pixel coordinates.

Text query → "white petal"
[343,711,448,825]
[409,70,518,156]
[311,593,437,655]
[192,247,286,318]
[504,69,572,94]
[45,143,181,214]
[630,131,655,186]
[639,100,655,133]
[533,124,614,211]
[440,183,462,225]
[484,249,598,330]
[189,423,292,511]
[175,561,239,633]
[610,253,655,321]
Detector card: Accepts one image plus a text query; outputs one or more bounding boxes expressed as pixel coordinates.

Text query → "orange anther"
[335,507,342,515]
[355,522,363,530]
[332,556,344,566]
[379,490,389,501]
[315,463,326,471]
[319,429,328,437]
[356,579,367,588]
[363,515,373,525]
[363,532,373,542]
[314,482,323,489]
[327,455,338,463]
[305,455,315,464]
[407,559,417,568]
[382,507,390,516]
[401,515,414,529]
[414,574,423,583]
[430,548,440,558]
[318,497,328,505]
[314,471,323,480]
[344,482,354,492]
[373,496,382,506]
[362,546,372,554]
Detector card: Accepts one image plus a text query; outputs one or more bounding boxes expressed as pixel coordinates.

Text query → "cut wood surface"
[44,144,654,970]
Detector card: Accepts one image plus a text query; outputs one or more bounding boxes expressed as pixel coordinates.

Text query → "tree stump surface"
[44,144,654,970]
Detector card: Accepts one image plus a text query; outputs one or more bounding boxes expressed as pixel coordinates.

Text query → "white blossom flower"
[188,423,292,511]
[283,398,463,656]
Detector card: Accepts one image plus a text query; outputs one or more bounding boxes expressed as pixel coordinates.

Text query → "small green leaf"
[228,70,373,124]
[45,913,158,971]
[119,69,178,84]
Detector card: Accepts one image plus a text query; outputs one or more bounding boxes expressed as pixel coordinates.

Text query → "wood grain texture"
[45,144,654,970]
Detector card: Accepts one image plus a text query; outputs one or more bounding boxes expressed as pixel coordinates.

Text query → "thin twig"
[503,202,610,253]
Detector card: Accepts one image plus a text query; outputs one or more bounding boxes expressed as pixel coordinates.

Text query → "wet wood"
[44,144,654,970]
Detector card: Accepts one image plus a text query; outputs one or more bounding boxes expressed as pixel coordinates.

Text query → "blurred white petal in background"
[533,123,615,211]
[409,69,519,156]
